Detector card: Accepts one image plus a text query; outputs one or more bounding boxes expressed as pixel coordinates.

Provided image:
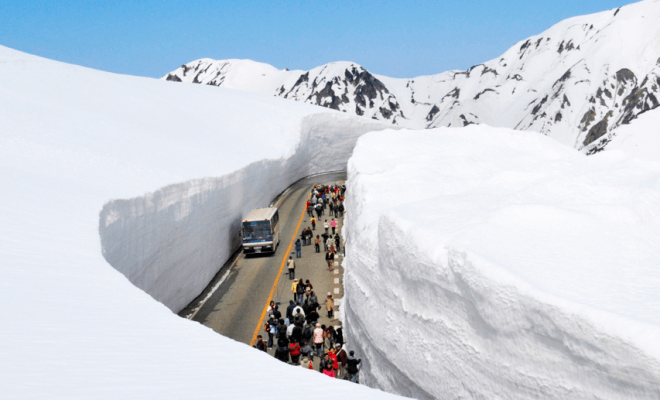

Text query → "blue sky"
[0,0,634,78]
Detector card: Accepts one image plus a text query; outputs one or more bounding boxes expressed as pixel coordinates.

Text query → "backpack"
[303,326,313,341]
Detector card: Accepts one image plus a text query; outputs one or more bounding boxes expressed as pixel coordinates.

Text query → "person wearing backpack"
[307,308,319,326]
[302,325,313,345]
[308,291,319,310]
[347,351,362,383]
[296,278,305,305]
[267,314,278,348]
[288,256,296,279]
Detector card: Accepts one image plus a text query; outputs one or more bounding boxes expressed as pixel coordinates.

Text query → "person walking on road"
[265,318,275,349]
[311,217,317,230]
[295,239,302,258]
[291,279,299,303]
[325,250,335,271]
[322,232,329,251]
[324,219,329,234]
[288,341,302,364]
[286,300,296,324]
[331,218,337,235]
[275,346,290,363]
[288,256,296,280]
[326,292,334,319]
[313,323,324,357]
[334,233,341,253]
[296,278,305,305]
[315,235,321,253]
[256,335,267,352]
[347,351,362,383]
[335,344,348,379]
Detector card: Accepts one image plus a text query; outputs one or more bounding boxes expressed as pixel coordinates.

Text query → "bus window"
[242,221,272,241]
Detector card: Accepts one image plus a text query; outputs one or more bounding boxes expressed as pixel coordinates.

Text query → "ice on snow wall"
[342,127,660,399]
[99,113,388,312]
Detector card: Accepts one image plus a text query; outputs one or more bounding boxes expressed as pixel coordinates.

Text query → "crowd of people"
[255,183,363,383]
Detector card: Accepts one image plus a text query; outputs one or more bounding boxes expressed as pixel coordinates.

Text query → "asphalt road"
[181,172,347,348]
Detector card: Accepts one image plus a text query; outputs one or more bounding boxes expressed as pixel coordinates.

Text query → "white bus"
[241,207,280,254]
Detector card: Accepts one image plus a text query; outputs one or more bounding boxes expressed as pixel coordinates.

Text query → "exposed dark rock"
[555,112,562,122]
[166,74,182,82]
[313,82,341,110]
[380,107,393,119]
[580,108,597,131]
[583,111,613,145]
[616,68,636,84]
[474,88,496,100]
[426,105,440,122]
[561,94,571,109]
[614,8,620,16]
[459,114,473,126]
[355,104,364,116]
[520,40,531,52]
[481,66,499,76]
[532,95,548,115]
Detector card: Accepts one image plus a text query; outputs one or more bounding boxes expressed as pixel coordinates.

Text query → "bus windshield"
[242,221,272,241]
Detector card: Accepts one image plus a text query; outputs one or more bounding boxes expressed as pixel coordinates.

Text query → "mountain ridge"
[163,0,660,154]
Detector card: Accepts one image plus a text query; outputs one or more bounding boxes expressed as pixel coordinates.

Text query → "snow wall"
[99,113,390,313]
[343,127,660,399]
[1,45,402,399]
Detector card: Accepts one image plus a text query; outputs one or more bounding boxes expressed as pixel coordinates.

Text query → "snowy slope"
[343,127,660,399]
[164,0,660,156]
[596,107,660,162]
[0,45,399,399]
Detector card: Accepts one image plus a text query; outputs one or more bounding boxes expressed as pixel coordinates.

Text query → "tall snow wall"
[99,113,389,312]
[342,127,660,399]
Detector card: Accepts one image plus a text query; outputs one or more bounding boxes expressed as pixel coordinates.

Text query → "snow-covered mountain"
[163,0,660,155]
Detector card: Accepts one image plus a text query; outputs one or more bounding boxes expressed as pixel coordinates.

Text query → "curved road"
[180,172,347,348]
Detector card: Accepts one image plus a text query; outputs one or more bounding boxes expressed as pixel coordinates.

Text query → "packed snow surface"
[343,126,660,399]
[0,45,399,399]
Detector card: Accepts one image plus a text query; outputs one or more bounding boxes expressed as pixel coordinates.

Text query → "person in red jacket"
[288,341,302,364]
[328,347,339,374]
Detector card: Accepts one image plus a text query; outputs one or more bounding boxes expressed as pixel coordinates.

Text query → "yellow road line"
[250,187,312,346]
